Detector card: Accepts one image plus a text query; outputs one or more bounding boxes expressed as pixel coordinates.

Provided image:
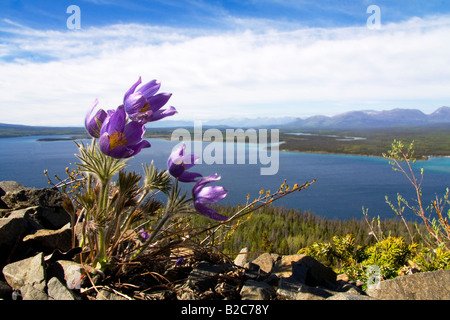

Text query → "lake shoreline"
[32,134,439,161]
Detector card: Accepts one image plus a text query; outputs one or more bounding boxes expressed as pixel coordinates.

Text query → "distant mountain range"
[151,106,450,129]
[283,106,450,129]
[2,107,450,133]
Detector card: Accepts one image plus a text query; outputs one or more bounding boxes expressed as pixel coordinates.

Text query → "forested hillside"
[190,205,424,259]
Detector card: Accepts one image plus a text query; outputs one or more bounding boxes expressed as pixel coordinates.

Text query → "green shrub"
[362,236,418,279]
[299,234,450,283]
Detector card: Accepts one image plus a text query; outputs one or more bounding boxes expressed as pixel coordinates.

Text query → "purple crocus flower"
[174,257,185,266]
[192,174,228,221]
[123,77,178,123]
[98,105,151,159]
[168,143,202,182]
[138,228,151,240]
[85,99,107,138]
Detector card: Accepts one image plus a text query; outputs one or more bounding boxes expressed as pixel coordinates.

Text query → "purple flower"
[175,257,185,266]
[192,174,228,221]
[124,77,177,123]
[139,228,151,240]
[168,143,202,182]
[99,105,151,159]
[85,99,107,138]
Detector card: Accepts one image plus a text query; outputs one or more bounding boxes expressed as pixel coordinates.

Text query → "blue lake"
[1,135,450,221]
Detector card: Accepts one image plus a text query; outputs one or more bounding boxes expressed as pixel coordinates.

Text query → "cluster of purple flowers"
[168,142,228,221]
[85,77,228,221]
[85,77,177,159]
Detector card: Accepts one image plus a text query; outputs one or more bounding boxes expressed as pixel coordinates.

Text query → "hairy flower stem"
[94,179,111,268]
[96,228,107,267]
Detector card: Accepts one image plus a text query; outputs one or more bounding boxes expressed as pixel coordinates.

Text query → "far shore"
[31,134,440,161]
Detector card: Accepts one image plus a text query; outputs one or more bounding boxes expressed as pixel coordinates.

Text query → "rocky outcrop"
[2,252,47,299]
[0,181,71,268]
[272,254,337,287]
[0,181,70,229]
[366,269,450,300]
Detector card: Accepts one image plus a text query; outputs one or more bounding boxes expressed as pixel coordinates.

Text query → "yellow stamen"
[140,101,151,113]
[109,131,128,150]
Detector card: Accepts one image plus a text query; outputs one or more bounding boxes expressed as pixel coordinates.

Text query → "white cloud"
[1,15,450,126]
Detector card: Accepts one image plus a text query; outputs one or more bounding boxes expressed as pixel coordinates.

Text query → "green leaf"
[143,161,172,194]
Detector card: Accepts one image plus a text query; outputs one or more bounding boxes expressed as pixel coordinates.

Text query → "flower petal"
[85,99,99,129]
[125,93,147,116]
[195,186,228,204]
[192,174,221,195]
[168,143,186,164]
[99,132,111,154]
[127,140,151,157]
[147,93,172,113]
[101,105,127,135]
[178,171,203,183]
[183,154,200,170]
[108,145,131,159]
[138,80,160,98]
[123,77,142,103]
[123,121,146,146]
[168,162,185,178]
[151,106,178,122]
[85,99,107,138]
[194,202,228,221]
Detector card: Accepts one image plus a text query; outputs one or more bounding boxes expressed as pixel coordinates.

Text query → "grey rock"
[23,223,72,253]
[47,277,78,300]
[240,279,276,300]
[2,187,60,209]
[295,292,326,300]
[366,269,450,300]
[2,187,70,229]
[244,262,270,281]
[276,277,332,300]
[34,206,71,230]
[187,262,232,291]
[252,252,276,273]
[276,277,302,300]
[21,284,50,300]
[273,254,336,287]
[0,181,26,195]
[327,292,378,300]
[51,260,91,290]
[264,273,280,286]
[0,214,28,266]
[0,181,26,209]
[7,207,44,234]
[336,282,364,295]
[234,247,248,268]
[2,252,46,292]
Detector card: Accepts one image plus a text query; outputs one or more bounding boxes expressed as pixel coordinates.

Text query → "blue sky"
[3,0,449,30]
[1,0,450,126]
